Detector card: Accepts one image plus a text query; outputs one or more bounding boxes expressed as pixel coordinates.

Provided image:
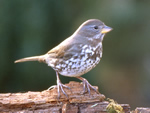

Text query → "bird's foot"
[57,80,71,98]
[47,85,57,90]
[76,77,99,95]
[47,82,71,99]
[47,82,71,98]
[47,72,71,98]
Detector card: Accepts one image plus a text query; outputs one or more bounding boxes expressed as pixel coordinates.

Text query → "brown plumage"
[15,19,112,98]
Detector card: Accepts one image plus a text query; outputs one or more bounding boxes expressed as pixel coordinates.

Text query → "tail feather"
[14,55,45,63]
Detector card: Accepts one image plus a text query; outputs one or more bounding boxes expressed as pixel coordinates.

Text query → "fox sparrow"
[15,19,112,98]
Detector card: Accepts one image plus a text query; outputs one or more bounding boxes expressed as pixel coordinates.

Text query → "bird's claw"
[57,81,71,98]
[47,85,57,90]
[77,77,98,96]
[47,83,71,98]
[82,79,98,95]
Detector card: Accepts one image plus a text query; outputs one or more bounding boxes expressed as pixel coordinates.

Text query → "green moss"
[106,98,124,113]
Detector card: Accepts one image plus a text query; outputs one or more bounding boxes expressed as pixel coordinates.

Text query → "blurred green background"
[0,0,150,109]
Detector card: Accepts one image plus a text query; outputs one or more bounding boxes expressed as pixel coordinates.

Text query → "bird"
[15,19,112,98]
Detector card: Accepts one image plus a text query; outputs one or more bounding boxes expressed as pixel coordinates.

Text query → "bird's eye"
[94,26,98,29]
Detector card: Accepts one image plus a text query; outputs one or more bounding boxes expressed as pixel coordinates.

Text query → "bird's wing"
[47,42,82,60]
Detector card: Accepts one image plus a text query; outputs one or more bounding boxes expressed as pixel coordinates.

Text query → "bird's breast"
[46,42,103,77]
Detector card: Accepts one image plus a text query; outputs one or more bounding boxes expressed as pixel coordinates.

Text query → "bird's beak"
[101,25,113,34]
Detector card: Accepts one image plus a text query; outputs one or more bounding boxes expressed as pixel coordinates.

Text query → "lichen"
[106,98,124,113]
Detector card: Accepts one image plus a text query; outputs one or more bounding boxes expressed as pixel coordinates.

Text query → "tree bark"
[0,81,130,113]
[133,107,150,113]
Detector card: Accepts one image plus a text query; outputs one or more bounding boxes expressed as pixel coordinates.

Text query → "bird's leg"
[48,72,71,98]
[76,76,99,95]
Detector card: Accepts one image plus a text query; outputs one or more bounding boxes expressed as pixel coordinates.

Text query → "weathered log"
[0,81,130,113]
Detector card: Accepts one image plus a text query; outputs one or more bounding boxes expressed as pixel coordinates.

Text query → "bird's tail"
[14,55,45,63]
